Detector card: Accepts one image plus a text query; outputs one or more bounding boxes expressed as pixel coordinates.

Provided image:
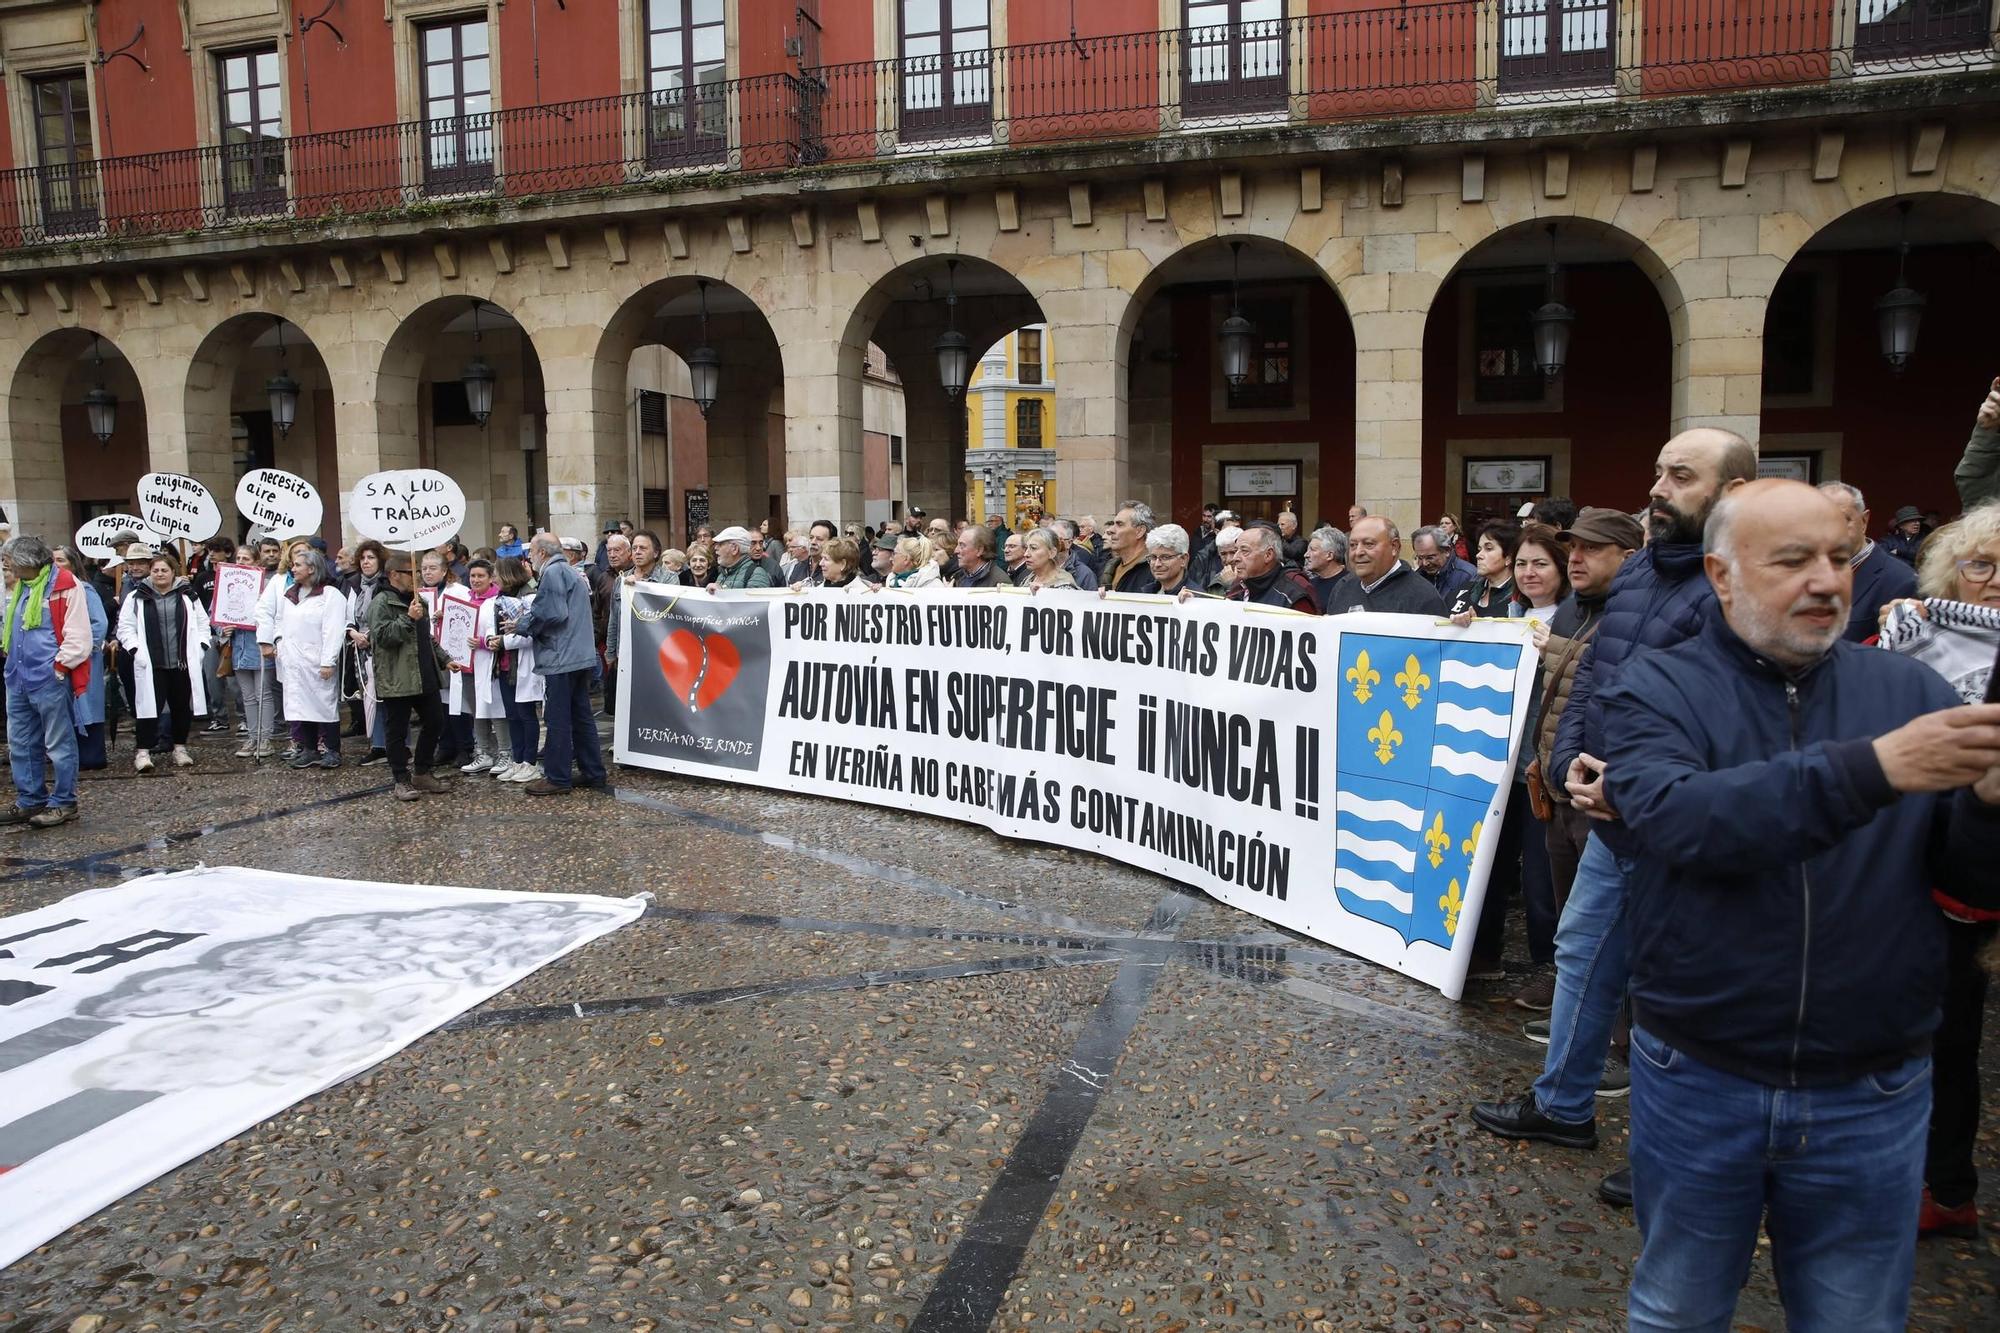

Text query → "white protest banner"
[136,472,222,544]
[348,469,466,551]
[74,513,154,561]
[235,467,322,539]
[615,587,1537,998]
[0,866,643,1270]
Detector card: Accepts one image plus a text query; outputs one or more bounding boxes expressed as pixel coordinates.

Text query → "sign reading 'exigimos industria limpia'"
[614,585,1537,999]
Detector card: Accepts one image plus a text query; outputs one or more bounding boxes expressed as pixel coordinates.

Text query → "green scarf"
[1,563,53,656]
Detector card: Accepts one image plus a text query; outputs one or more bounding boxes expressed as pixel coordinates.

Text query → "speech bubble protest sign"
[75,513,154,561]
[137,472,222,543]
[348,469,466,551]
[235,468,322,540]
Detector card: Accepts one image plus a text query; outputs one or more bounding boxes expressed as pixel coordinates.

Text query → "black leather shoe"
[1471,1092,1598,1149]
[1598,1165,1633,1208]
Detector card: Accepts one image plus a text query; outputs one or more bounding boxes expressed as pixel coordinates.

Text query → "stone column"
[772,281,868,530]
[540,326,633,546]
[1664,220,1774,444]
[1330,227,1440,539]
[1036,277,1130,522]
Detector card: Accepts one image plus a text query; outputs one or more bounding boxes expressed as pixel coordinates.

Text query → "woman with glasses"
[1877,500,2000,1242]
[1143,524,1192,596]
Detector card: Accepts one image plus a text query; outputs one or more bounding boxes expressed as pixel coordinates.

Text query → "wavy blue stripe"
[1432,727,1508,758]
[1335,889,1411,934]
[1442,642,1521,670]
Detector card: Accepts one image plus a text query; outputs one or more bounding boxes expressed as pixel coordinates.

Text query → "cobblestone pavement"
[1,724,1995,1332]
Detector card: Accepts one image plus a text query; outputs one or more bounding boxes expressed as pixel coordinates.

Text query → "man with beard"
[1604,481,2000,1328]
[1472,428,1756,1208]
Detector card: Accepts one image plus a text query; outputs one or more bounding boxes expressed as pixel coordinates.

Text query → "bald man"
[1599,480,2000,1329]
[1475,428,1758,1208]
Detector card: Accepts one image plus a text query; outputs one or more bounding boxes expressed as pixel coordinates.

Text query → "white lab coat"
[274,584,348,723]
[465,596,507,719]
[115,586,212,721]
[501,592,543,704]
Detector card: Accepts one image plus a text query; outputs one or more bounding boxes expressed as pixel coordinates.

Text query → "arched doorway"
[1760,192,2000,524]
[185,314,337,542]
[597,278,786,545]
[1120,236,1355,535]
[1422,219,1675,529]
[377,298,547,545]
[841,257,1045,527]
[5,328,147,540]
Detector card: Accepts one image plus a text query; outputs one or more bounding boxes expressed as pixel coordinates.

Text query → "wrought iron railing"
[0,1,1989,251]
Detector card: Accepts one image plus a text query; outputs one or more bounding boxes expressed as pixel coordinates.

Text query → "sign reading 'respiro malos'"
[74,513,154,561]
[136,472,222,544]
[347,469,466,551]
[234,468,322,540]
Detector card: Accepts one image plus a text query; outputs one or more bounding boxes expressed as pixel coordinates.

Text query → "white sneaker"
[492,761,520,780]
[171,746,194,768]
[251,743,274,759]
[508,762,540,782]
[134,750,154,774]
[461,753,493,775]
[233,742,256,759]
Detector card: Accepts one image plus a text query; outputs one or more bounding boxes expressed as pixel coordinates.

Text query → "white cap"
[713,526,755,546]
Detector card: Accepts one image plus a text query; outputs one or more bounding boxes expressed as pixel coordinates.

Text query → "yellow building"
[964,325,1056,528]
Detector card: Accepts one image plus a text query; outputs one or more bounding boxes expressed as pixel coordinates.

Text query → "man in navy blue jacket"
[1602,480,2000,1330]
[1473,427,1756,1192]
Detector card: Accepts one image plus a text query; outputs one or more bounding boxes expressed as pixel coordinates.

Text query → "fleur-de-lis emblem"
[1396,655,1432,710]
[1461,821,1483,862]
[1367,710,1403,765]
[1423,813,1450,869]
[1346,650,1379,705]
[1439,879,1464,936]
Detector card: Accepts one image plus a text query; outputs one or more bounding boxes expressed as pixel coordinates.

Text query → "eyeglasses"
[1956,558,1997,584]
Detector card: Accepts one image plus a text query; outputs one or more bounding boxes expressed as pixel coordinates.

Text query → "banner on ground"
[0,868,643,1269]
[614,586,1538,998]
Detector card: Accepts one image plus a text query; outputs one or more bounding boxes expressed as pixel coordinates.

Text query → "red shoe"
[1919,1188,1980,1239]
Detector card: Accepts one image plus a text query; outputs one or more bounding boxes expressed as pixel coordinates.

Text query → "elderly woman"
[1878,500,2000,1241]
[1,534,92,827]
[275,544,350,768]
[886,536,941,589]
[808,537,873,593]
[1021,528,1077,591]
[115,548,211,774]
[1144,523,1192,596]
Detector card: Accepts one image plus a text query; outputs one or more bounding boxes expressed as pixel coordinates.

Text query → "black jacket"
[952,560,1003,589]
[1605,615,2000,1087]
[1319,565,1447,617]
[1845,542,1917,643]
[1226,565,1317,613]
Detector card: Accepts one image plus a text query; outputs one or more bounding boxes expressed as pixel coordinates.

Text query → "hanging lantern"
[1219,240,1257,388]
[689,280,720,418]
[265,317,299,437]
[84,334,116,443]
[935,259,970,398]
[1876,202,1924,373]
[461,300,495,426]
[1531,223,1575,381]
[84,384,118,444]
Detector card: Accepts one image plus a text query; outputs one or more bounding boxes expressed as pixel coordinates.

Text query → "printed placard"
[208,563,265,631]
[436,593,479,668]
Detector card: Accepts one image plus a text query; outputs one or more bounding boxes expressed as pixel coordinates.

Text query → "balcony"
[0,0,1989,252]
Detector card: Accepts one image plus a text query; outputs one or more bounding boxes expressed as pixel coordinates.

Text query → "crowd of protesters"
[2,379,1999,1326]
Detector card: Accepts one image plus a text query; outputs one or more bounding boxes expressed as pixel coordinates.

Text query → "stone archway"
[596,277,786,543]
[3,328,147,540]
[184,313,338,541]
[1761,191,2000,522]
[376,297,547,544]
[1420,217,1680,527]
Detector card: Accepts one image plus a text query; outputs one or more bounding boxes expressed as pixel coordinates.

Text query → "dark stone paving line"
[613,787,1150,940]
[0,784,390,886]
[908,888,1197,1333]
[447,951,1122,1031]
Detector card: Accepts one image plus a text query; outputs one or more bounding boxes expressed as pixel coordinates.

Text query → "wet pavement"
[1,721,1996,1331]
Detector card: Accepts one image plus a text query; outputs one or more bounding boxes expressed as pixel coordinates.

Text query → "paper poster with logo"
[436,593,479,668]
[208,563,265,632]
[616,584,772,773]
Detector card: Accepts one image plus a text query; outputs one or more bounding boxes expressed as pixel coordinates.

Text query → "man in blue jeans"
[1602,480,2000,1329]
[1472,428,1757,1204]
[1,535,93,828]
[503,533,606,795]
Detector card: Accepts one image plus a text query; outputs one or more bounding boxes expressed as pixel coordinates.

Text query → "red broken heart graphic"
[659,628,741,712]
